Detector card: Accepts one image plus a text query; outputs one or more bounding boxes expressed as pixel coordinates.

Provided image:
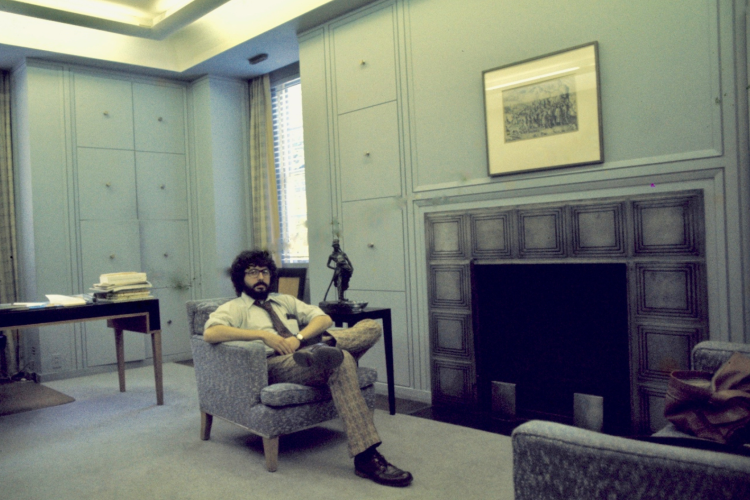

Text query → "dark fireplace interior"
[473,263,631,435]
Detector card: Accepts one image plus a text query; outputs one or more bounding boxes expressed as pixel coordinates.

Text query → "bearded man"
[202,249,413,487]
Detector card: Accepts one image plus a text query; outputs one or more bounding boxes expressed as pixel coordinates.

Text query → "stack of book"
[91,272,153,303]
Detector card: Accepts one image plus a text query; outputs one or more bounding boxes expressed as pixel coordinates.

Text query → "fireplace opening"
[472,263,631,435]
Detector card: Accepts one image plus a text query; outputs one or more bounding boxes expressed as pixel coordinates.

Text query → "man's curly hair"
[230,249,277,296]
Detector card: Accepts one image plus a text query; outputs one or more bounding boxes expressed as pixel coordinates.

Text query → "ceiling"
[0,0,375,80]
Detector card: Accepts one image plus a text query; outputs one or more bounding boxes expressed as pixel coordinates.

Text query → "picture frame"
[483,42,603,177]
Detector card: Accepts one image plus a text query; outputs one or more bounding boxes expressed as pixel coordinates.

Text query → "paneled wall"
[10,61,246,380]
[72,70,191,367]
[302,0,413,394]
[299,0,749,403]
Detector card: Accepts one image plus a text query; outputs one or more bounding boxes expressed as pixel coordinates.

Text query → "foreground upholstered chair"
[187,297,378,471]
[512,341,750,500]
[513,419,750,499]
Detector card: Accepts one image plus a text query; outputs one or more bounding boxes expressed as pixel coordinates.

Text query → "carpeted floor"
[0,362,515,500]
[0,379,75,416]
[2,359,517,435]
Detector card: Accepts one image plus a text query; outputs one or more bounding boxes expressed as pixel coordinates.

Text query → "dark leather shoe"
[293,343,344,370]
[354,450,413,487]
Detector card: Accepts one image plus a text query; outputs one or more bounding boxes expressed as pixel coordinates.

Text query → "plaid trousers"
[265,319,382,456]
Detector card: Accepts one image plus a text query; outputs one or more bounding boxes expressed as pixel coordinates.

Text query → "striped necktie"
[255,300,293,338]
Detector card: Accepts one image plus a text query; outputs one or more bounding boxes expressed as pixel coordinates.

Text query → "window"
[271,77,308,263]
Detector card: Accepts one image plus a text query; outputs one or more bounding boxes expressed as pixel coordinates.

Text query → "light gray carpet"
[0,363,514,500]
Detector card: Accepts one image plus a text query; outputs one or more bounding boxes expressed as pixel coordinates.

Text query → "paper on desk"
[45,294,87,306]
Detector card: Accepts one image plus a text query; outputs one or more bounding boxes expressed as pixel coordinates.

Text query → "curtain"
[0,69,19,378]
[248,74,280,255]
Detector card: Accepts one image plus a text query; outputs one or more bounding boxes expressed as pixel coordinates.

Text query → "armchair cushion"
[260,367,378,407]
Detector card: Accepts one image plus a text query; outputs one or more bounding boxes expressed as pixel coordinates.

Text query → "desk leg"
[151,331,164,405]
[382,312,395,415]
[114,328,126,393]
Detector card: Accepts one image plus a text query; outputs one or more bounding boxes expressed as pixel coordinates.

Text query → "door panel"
[338,102,401,202]
[135,152,188,220]
[139,220,191,290]
[342,198,405,292]
[77,148,137,220]
[333,4,397,114]
[74,73,133,149]
[150,287,192,357]
[133,83,186,154]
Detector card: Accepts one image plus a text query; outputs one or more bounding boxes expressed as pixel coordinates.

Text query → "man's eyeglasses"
[245,268,271,277]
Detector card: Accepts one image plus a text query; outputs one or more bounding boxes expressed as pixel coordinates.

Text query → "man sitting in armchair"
[203,249,413,487]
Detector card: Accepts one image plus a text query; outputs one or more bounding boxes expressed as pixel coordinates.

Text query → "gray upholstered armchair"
[512,341,750,500]
[187,297,378,472]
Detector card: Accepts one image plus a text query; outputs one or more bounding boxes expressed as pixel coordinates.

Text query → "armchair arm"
[512,420,750,500]
[190,336,269,423]
[692,341,750,372]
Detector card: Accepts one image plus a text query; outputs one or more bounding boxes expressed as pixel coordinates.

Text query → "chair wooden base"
[262,437,279,472]
[200,411,213,440]
[200,411,279,472]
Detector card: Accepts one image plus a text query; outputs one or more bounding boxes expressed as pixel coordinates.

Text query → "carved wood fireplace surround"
[425,190,706,434]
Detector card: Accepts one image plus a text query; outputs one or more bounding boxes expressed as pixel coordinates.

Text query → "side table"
[327,307,395,415]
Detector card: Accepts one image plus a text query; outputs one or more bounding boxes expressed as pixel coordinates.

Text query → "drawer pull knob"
[103,111,109,117]
[364,151,370,157]
[158,117,163,122]
[367,243,375,248]
[360,60,366,66]
[105,182,111,187]
[160,184,166,190]
[163,252,169,258]
[167,320,173,325]
[109,254,115,259]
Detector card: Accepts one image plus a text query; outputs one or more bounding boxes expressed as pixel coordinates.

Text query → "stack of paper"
[91,272,153,302]
[98,272,148,285]
[45,294,88,306]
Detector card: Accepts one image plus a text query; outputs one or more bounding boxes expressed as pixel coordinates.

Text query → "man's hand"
[263,334,301,355]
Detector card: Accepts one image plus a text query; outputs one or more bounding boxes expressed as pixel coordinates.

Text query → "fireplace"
[472,262,631,435]
[425,190,707,433]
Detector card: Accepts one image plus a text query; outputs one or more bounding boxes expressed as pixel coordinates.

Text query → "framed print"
[483,42,603,176]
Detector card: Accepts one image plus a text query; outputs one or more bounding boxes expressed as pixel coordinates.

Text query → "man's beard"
[245,282,270,301]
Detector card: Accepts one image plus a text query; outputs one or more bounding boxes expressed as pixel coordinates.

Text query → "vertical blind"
[271,77,308,263]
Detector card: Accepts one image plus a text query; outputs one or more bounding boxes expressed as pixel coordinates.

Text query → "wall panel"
[299,0,748,406]
[73,72,133,150]
[332,2,398,114]
[406,0,721,188]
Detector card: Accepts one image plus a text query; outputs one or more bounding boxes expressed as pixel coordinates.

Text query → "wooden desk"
[0,299,163,405]
[327,307,395,415]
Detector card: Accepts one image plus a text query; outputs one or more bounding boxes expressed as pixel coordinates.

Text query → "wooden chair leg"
[263,437,279,472]
[200,412,213,441]
[114,328,126,393]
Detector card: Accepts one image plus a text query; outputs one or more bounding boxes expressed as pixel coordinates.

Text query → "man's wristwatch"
[296,333,304,341]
